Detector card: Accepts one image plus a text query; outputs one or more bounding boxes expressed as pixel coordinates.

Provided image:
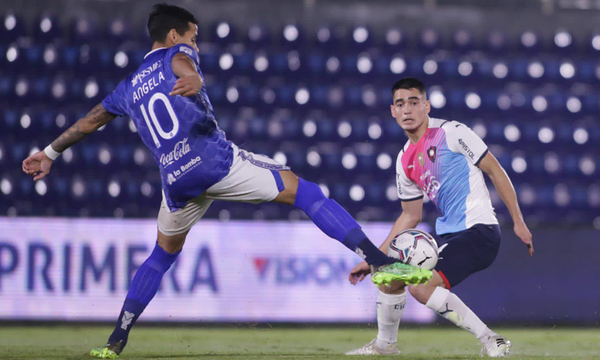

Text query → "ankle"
[477,328,495,341]
[375,338,397,349]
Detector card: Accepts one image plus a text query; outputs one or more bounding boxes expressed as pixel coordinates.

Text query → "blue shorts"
[434,224,501,289]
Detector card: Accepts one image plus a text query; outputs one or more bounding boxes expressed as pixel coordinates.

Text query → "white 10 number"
[139,92,180,148]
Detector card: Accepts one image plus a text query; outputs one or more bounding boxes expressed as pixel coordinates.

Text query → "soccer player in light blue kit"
[22,4,429,358]
[346,78,534,357]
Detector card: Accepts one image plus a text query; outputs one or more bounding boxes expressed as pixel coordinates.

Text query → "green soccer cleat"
[90,341,125,359]
[371,262,432,286]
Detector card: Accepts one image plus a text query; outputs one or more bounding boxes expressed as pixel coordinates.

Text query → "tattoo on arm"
[51,103,117,152]
[51,120,86,153]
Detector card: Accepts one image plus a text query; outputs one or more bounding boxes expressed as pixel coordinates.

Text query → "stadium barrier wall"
[0,217,434,323]
[0,217,598,324]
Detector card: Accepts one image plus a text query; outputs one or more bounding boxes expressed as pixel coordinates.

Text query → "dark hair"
[391,77,427,98]
[147,3,198,42]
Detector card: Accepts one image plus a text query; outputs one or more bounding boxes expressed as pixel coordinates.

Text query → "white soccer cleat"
[345,339,401,355]
[479,334,511,357]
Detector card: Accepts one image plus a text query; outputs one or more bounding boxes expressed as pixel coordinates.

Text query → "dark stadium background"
[1,0,599,330]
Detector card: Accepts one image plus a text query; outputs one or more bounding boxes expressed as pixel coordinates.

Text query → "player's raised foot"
[479,334,511,357]
[371,262,432,286]
[345,339,401,355]
[90,340,125,359]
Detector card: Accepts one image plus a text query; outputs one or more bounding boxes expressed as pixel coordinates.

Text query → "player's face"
[390,88,431,133]
[174,22,199,53]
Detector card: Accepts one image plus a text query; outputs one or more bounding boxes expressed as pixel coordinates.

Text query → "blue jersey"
[102,44,233,211]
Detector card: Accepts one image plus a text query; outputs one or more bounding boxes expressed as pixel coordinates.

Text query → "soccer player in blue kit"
[22,4,430,359]
[346,78,534,357]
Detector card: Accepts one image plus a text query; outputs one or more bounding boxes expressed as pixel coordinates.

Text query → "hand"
[22,151,53,181]
[348,261,370,285]
[169,75,202,97]
[514,221,534,256]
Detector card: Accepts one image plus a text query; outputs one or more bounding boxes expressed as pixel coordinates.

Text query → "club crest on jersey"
[427,146,437,163]
[418,152,425,167]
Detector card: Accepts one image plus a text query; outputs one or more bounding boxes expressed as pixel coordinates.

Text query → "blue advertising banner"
[0,217,598,324]
[0,217,434,323]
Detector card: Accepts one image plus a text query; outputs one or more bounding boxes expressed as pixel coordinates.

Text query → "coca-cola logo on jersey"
[160,137,191,167]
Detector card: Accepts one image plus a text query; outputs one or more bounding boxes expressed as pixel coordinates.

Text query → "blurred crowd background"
[1,0,599,229]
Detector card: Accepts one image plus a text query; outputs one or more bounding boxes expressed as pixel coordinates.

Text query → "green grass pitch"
[0,326,598,359]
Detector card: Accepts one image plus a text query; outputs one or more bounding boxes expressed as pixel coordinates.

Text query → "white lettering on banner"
[0,217,435,323]
[160,138,191,167]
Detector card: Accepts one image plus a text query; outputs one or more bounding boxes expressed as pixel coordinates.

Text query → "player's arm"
[379,198,424,254]
[22,103,116,181]
[478,151,534,256]
[169,52,203,97]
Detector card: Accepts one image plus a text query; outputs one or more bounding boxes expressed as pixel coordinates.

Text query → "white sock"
[425,287,493,340]
[375,290,406,349]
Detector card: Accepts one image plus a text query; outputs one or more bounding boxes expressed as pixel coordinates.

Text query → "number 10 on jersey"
[140,92,180,148]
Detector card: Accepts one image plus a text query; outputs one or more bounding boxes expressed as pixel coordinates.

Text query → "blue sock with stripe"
[294,178,394,266]
[108,243,179,346]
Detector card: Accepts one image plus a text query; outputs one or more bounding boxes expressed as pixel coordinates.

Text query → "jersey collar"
[144,47,168,59]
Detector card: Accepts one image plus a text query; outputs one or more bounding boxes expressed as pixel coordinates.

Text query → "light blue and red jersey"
[102,44,233,211]
[396,117,498,235]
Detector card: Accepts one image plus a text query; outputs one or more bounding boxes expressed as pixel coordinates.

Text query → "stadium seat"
[69,17,97,44]
[1,12,595,223]
[105,19,130,45]
[1,13,26,42]
[280,24,304,49]
[349,26,372,50]
[451,29,475,52]
[418,28,440,51]
[382,28,407,54]
[210,21,235,44]
[245,24,271,49]
[34,15,62,42]
[485,31,509,54]
[314,26,339,49]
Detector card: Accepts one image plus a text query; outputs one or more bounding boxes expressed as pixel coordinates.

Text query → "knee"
[378,280,406,294]
[293,178,326,211]
[408,284,432,304]
[157,231,187,253]
[273,171,299,205]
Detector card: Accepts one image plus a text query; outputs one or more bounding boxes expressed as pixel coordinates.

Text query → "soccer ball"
[388,229,439,270]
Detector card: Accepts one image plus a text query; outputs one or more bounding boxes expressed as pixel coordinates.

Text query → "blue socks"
[294,178,394,266]
[108,243,180,346]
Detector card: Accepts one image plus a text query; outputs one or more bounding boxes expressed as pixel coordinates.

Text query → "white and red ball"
[388,229,439,270]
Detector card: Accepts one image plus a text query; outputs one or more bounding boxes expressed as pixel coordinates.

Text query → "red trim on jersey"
[438,270,451,290]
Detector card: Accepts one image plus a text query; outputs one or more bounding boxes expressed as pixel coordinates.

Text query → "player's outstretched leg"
[346,289,406,355]
[90,240,181,358]
[412,278,510,358]
[291,177,396,267]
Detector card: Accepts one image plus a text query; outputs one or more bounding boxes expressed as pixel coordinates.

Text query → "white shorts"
[158,144,289,236]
